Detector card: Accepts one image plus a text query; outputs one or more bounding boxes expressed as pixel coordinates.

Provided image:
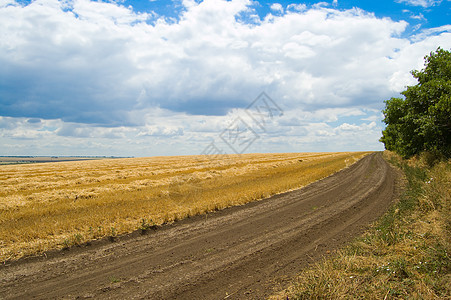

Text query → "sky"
[0,0,450,157]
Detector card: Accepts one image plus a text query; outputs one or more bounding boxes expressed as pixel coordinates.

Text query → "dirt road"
[0,152,400,299]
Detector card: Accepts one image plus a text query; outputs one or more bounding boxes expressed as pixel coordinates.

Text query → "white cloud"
[395,0,442,7]
[410,25,451,42]
[2,0,447,121]
[0,0,450,155]
[287,3,307,12]
[137,125,184,137]
[0,105,386,155]
[270,3,283,12]
[313,2,330,9]
[410,13,426,20]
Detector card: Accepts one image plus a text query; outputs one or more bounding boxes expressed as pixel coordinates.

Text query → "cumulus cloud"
[0,0,450,155]
[287,3,307,12]
[270,3,283,12]
[2,0,449,125]
[137,125,184,137]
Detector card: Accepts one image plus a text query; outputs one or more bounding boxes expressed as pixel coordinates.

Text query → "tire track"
[0,152,400,300]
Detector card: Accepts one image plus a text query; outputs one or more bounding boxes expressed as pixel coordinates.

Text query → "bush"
[380,48,451,159]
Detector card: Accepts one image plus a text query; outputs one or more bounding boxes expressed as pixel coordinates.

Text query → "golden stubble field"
[0,152,370,262]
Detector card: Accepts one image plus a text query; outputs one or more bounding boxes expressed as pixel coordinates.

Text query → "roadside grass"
[0,152,369,262]
[272,151,450,299]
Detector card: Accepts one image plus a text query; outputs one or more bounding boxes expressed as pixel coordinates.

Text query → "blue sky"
[126,0,450,29]
[0,0,450,156]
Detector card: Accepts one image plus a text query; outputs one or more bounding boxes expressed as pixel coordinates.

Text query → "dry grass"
[0,152,369,262]
[272,151,450,300]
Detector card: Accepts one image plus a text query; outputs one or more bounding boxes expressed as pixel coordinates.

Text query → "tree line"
[380,48,450,160]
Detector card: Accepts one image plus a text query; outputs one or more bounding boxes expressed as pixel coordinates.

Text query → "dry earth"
[0,152,400,299]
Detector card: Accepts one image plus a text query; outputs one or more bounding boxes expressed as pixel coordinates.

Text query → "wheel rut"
[0,152,401,300]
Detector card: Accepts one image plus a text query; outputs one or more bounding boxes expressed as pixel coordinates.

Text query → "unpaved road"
[0,152,400,299]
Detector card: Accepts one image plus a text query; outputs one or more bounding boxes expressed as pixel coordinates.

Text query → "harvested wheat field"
[0,152,369,262]
[1,152,400,299]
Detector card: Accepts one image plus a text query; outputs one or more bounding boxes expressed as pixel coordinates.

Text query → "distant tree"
[380,48,451,158]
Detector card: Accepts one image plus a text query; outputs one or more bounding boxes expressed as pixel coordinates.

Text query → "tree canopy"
[380,48,451,158]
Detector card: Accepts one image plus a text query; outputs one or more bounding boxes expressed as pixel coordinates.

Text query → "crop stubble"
[0,152,400,299]
[0,152,368,262]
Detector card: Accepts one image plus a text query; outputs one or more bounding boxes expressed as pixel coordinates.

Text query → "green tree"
[380,48,451,158]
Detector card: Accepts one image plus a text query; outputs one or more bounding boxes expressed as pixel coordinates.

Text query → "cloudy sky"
[0,0,450,156]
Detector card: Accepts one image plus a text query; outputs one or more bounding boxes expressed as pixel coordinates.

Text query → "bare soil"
[0,152,400,299]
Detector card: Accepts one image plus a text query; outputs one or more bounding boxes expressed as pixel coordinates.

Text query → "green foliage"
[139,218,158,233]
[380,48,451,158]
